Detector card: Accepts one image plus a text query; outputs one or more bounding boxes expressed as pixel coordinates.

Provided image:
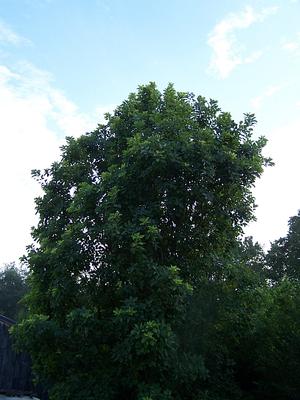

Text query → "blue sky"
[0,0,300,264]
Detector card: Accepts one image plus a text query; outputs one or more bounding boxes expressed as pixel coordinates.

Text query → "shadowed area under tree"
[0,315,35,397]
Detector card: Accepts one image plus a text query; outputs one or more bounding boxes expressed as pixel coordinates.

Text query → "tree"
[205,225,300,400]
[250,280,300,400]
[266,210,300,283]
[181,237,267,399]
[214,277,300,400]
[14,83,270,400]
[0,263,27,320]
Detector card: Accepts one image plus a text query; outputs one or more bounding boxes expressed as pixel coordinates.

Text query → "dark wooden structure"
[0,314,34,396]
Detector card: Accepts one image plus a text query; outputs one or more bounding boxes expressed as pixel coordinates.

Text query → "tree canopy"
[14,83,277,400]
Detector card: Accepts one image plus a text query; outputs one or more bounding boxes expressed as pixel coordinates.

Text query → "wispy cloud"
[207,6,278,79]
[0,20,31,46]
[0,62,101,265]
[282,32,300,54]
[250,84,284,110]
[0,17,113,265]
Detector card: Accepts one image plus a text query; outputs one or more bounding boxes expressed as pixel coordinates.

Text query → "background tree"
[204,225,300,400]
[180,237,267,399]
[267,210,300,283]
[14,83,270,400]
[212,275,300,400]
[0,263,28,320]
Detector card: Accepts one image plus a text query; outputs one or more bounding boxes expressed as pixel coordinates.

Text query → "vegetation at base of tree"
[11,83,300,399]
[0,263,28,320]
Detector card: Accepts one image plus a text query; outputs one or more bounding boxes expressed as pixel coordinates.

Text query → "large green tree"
[14,83,270,400]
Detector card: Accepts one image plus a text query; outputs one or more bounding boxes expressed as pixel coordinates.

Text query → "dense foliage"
[0,263,27,320]
[13,83,300,399]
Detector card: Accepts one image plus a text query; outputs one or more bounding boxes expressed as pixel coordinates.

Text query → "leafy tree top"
[16,83,271,400]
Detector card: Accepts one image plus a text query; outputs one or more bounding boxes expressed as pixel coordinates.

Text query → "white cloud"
[207,6,278,79]
[244,50,263,64]
[282,32,300,54]
[0,20,31,46]
[283,41,299,52]
[245,118,300,247]
[0,21,112,266]
[250,84,284,110]
[0,65,20,82]
[0,62,100,266]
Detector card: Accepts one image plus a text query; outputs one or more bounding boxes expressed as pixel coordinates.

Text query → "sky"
[0,0,300,265]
